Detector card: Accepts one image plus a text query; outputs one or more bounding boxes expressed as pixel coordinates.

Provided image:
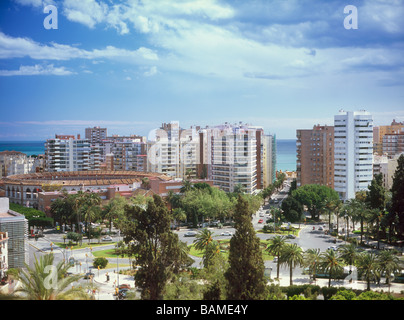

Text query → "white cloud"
[0,32,158,62]
[0,64,74,76]
[144,66,157,77]
[63,0,108,29]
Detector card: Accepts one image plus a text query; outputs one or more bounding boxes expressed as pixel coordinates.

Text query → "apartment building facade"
[334,110,373,201]
[373,120,404,155]
[0,151,43,177]
[85,126,107,144]
[198,123,274,194]
[0,198,28,270]
[296,125,334,188]
[45,135,92,172]
[147,121,200,179]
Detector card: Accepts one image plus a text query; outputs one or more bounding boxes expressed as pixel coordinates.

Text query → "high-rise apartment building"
[45,135,92,172]
[104,137,147,172]
[296,125,334,188]
[262,134,277,188]
[373,120,404,155]
[382,133,404,158]
[334,110,373,201]
[147,121,199,179]
[198,123,274,194]
[85,127,107,144]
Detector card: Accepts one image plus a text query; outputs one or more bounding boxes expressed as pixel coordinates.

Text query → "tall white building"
[147,121,200,179]
[198,123,275,194]
[45,135,92,172]
[334,110,373,201]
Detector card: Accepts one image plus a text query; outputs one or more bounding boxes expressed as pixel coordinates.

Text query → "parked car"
[119,284,131,290]
[220,231,232,236]
[318,227,323,231]
[328,245,338,251]
[84,272,95,279]
[287,234,296,239]
[258,219,264,224]
[101,235,113,241]
[184,231,197,237]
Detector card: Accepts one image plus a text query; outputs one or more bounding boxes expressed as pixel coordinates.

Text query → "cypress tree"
[391,154,404,237]
[225,195,267,300]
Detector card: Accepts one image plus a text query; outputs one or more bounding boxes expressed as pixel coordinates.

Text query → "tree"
[377,250,399,290]
[93,257,108,269]
[338,243,359,282]
[356,252,379,291]
[102,195,127,232]
[266,235,288,279]
[281,196,303,223]
[279,243,304,286]
[233,183,245,194]
[225,195,267,300]
[180,179,193,193]
[193,228,219,269]
[366,173,387,212]
[391,154,404,237]
[120,194,188,300]
[13,253,88,300]
[292,184,340,220]
[304,248,321,282]
[320,249,344,287]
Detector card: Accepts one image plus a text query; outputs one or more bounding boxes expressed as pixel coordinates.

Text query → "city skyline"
[1,0,404,141]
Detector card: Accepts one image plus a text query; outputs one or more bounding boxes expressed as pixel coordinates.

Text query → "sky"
[0,0,403,141]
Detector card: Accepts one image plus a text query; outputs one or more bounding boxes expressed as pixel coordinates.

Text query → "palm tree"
[304,248,321,282]
[233,183,245,194]
[347,198,367,244]
[180,179,193,193]
[366,208,383,249]
[13,253,88,300]
[266,235,288,279]
[356,252,380,291]
[320,249,344,287]
[193,228,217,268]
[377,250,399,290]
[338,243,359,282]
[82,192,101,243]
[279,243,304,286]
[172,208,187,228]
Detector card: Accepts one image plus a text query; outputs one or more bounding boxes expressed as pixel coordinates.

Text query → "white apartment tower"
[199,123,271,194]
[45,135,92,172]
[147,121,199,179]
[334,110,373,201]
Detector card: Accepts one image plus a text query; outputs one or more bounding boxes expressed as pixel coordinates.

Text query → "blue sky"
[0,0,403,140]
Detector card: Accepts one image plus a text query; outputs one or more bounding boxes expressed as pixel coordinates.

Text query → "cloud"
[144,66,158,77]
[0,64,74,76]
[0,32,158,62]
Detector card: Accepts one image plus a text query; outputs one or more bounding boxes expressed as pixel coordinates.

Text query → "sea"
[0,139,297,172]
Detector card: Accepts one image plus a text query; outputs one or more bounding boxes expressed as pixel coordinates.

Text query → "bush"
[67,232,82,244]
[93,257,108,269]
[321,286,339,300]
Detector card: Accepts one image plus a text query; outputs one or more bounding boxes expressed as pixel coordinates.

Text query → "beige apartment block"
[296,125,334,189]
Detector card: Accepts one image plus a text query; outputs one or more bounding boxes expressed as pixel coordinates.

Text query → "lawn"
[54,241,116,251]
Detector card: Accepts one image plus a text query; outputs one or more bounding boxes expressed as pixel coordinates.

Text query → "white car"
[220,231,232,236]
[184,231,197,237]
[101,235,113,241]
[328,246,338,251]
